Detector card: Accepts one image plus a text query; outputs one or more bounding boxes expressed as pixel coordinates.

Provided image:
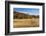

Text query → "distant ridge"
[15,11,39,16]
[13,11,39,19]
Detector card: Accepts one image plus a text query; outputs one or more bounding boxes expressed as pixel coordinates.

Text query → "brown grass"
[13,18,39,28]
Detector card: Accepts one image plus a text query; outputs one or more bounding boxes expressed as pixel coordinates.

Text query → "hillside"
[13,11,39,19]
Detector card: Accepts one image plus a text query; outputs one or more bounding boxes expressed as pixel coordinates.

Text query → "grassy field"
[13,18,39,28]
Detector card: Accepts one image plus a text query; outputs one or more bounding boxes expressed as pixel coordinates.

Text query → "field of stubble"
[13,18,39,28]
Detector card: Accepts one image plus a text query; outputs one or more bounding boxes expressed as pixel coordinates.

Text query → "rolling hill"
[13,11,39,19]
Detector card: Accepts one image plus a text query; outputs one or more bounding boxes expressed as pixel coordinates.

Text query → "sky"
[14,8,39,15]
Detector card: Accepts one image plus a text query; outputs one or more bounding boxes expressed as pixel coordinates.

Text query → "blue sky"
[14,8,39,15]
